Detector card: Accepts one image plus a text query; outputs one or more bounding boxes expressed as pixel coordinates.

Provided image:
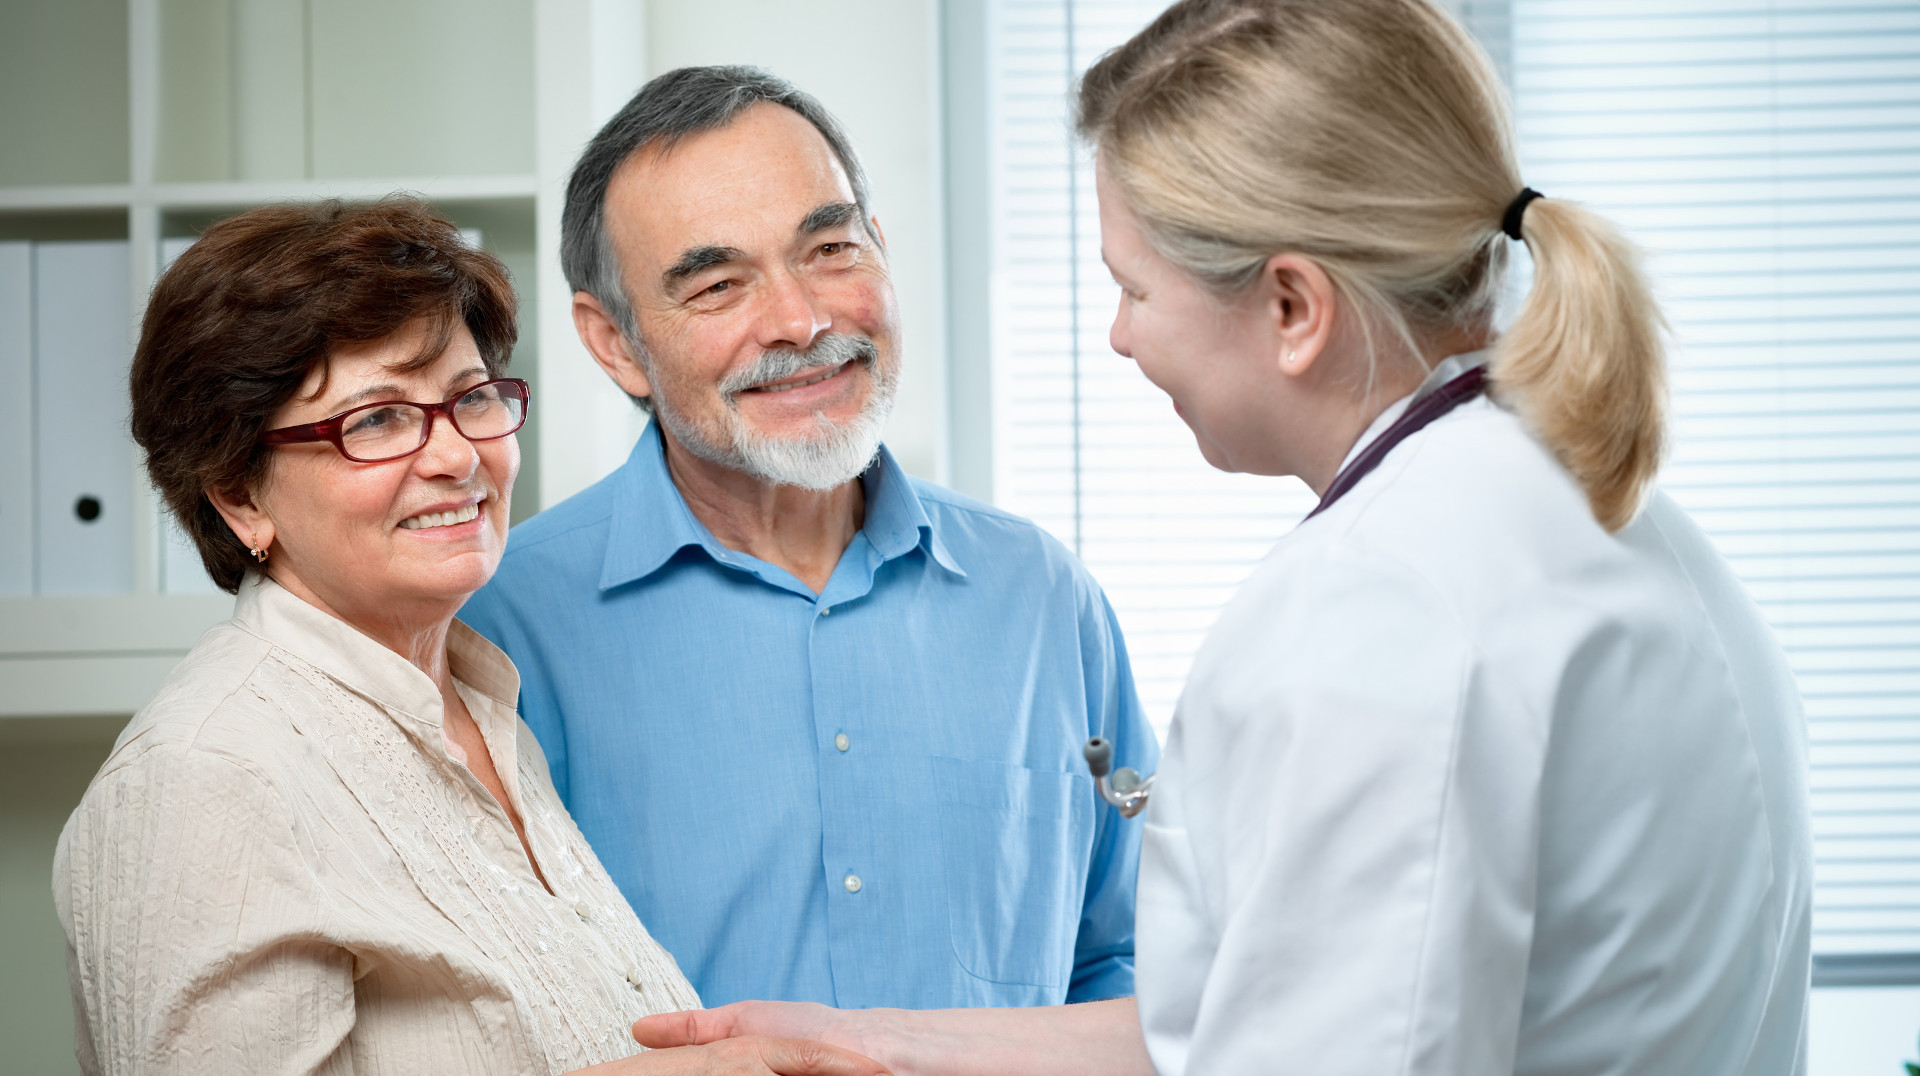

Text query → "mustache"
[720,333,880,397]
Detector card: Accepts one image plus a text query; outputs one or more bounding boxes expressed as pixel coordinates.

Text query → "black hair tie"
[1502,187,1544,241]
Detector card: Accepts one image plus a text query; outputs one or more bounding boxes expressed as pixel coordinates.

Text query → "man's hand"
[571,1034,887,1076]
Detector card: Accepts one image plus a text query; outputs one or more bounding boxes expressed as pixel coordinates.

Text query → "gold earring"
[250,543,269,564]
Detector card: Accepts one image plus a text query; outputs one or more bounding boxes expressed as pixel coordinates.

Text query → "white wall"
[532,0,655,508]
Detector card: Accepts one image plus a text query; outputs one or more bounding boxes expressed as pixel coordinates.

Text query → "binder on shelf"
[34,240,133,595]
[157,235,221,595]
[0,242,31,596]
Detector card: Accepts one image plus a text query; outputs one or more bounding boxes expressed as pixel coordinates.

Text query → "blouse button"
[627,967,646,988]
[835,733,850,752]
[843,873,863,894]
[574,900,593,920]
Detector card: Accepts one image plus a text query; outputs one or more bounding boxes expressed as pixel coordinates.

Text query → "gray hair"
[561,65,878,410]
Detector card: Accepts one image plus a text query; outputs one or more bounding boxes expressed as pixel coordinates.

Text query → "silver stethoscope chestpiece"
[1083,736,1155,818]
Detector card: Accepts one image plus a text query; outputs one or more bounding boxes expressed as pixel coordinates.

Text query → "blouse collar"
[230,572,521,735]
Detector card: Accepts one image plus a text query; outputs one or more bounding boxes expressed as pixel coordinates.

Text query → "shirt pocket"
[932,755,1095,989]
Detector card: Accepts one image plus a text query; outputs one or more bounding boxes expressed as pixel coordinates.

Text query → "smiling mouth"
[399,501,482,530]
[744,362,850,394]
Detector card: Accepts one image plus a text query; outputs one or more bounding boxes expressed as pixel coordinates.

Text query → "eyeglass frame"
[259,377,531,463]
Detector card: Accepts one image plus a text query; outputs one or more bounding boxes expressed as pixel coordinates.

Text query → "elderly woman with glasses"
[54,198,883,1076]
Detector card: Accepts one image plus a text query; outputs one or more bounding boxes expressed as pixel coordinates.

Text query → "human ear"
[571,291,654,400]
[1259,254,1339,378]
[207,483,275,559]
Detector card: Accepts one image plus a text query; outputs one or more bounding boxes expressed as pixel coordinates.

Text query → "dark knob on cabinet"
[74,496,102,523]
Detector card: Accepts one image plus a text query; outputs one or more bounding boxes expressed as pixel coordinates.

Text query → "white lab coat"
[1135,357,1813,1075]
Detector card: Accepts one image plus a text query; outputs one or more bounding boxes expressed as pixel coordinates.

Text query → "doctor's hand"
[569,1031,888,1076]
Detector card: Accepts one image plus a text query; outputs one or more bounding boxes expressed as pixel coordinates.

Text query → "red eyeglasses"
[260,378,530,463]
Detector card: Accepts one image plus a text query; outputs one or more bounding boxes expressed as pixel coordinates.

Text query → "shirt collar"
[600,420,964,592]
[858,440,966,577]
[230,572,522,733]
[1335,348,1491,476]
[600,421,718,590]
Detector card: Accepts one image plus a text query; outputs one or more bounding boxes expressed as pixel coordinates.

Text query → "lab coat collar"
[1334,349,1492,477]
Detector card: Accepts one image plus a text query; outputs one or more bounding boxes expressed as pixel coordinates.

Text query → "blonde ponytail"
[1494,197,1666,530]
[1078,0,1670,531]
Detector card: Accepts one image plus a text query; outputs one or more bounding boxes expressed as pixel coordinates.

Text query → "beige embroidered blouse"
[54,574,701,1075]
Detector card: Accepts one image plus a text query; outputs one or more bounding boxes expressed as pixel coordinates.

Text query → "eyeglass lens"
[339,381,527,461]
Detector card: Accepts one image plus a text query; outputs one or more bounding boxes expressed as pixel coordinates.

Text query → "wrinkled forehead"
[278,318,487,423]
[602,102,860,274]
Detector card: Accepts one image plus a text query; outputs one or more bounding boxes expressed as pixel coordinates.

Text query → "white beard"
[649,333,898,492]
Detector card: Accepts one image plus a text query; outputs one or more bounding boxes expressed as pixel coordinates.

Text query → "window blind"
[991,0,1314,735]
[987,0,1920,973]
[1505,0,1920,972]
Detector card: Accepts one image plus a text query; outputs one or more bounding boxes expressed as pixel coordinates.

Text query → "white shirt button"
[843,873,863,894]
[835,733,851,752]
[573,900,592,920]
[820,606,831,616]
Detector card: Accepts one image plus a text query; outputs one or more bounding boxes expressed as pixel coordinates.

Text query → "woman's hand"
[634,1003,881,1061]
[571,1033,889,1076]
[634,998,1151,1076]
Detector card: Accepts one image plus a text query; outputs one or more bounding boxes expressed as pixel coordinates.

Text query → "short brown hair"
[131,197,519,593]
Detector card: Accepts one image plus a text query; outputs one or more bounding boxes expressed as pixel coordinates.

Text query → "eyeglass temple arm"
[259,423,334,445]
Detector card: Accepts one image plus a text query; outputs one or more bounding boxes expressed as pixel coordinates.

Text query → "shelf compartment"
[0,0,131,188]
[0,211,129,243]
[158,0,536,184]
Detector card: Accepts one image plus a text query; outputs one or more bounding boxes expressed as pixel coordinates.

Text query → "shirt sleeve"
[1162,548,1540,1074]
[55,746,358,1075]
[1068,584,1160,1003]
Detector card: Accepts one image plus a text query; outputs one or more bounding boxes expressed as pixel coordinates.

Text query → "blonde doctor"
[634,0,1815,1072]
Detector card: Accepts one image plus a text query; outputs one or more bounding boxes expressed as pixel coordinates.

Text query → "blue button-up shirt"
[460,422,1157,1010]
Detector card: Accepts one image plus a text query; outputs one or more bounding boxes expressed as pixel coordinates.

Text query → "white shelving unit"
[1,6,956,1068]
[0,0,650,718]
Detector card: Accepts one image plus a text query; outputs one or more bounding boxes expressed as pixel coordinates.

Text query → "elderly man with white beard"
[459,66,1158,1014]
